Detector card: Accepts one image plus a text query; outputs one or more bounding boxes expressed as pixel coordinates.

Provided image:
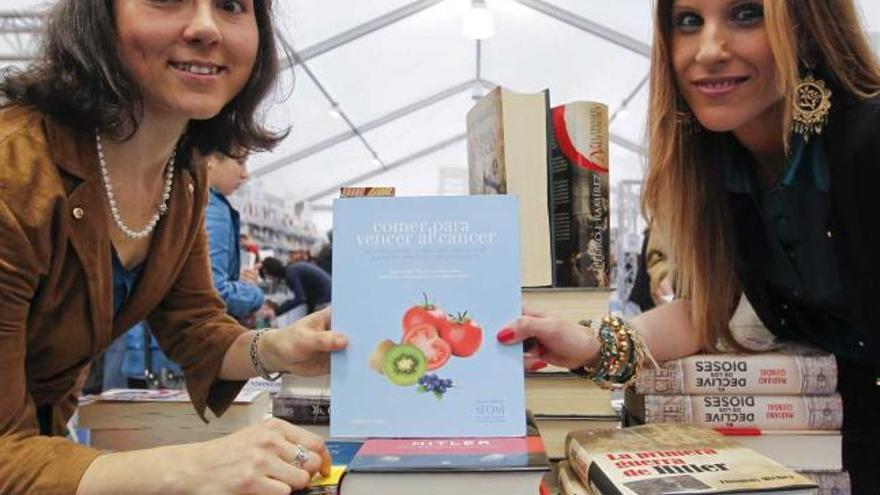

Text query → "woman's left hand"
[260,307,348,376]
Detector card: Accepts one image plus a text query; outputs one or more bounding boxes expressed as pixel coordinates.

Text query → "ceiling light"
[329,103,342,119]
[617,105,631,120]
[371,155,382,167]
[463,0,494,40]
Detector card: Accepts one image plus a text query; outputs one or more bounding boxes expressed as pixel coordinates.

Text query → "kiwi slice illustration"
[382,344,427,386]
[369,339,396,375]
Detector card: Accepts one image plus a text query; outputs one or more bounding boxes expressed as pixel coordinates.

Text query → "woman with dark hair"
[498,0,880,490]
[0,1,347,494]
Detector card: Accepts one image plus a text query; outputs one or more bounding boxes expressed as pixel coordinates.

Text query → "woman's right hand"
[169,418,330,495]
[496,308,600,371]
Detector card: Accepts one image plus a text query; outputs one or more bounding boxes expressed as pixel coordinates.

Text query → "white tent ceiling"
[2,1,880,233]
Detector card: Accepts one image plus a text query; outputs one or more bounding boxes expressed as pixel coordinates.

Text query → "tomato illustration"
[402,323,452,371]
[439,313,482,357]
[402,293,446,333]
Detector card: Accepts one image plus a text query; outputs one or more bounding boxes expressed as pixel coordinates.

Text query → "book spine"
[548,102,610,288]
[640,394,842,430]
[272,397,330,424]
[635,353,837,395]
[566,440,623,495]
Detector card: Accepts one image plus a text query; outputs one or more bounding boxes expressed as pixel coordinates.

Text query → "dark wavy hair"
[0,0,287,165]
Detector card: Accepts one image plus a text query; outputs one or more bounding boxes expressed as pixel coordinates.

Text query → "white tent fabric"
[2,1,879,234]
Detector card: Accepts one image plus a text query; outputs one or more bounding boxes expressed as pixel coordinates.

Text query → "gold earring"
[792,73,832,141]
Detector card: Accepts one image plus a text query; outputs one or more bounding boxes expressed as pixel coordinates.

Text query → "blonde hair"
[642,0,880,352]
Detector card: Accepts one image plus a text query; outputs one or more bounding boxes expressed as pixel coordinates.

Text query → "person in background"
[315,230,333,275]
[287,247,310,264]
[240,232,260,265]
[0,1,347,493]
[498,0,880,490]
[628,226,674,312]
[261,256,332,317]
[206,151,265,318]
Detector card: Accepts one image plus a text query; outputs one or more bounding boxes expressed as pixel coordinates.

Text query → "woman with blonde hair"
[498,0,880,489]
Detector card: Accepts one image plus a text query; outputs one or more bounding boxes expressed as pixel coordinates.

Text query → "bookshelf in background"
[230,184,323,253]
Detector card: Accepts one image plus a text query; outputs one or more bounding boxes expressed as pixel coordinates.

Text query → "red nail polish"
[531,360,547,371]
[497,328,515,343]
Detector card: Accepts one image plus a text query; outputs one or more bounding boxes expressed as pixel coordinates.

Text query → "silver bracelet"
[250,329,285,381]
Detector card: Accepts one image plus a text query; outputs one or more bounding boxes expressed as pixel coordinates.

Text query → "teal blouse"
[724,134,871,364]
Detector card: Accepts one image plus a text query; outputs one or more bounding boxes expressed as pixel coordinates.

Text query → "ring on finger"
[291,444,310,470]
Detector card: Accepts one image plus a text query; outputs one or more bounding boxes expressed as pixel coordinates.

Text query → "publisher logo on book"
[473,400,506,423]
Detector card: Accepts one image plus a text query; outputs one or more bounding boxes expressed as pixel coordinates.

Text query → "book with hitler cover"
[336,421,550,495]
[330,195,526,438]
[634,352,837,395]
[466,86,553,287]
[565,423,817,495]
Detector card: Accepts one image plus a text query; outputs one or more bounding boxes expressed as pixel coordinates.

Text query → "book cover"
[634,352,837,395]
[295,441,363,495]
[626,390,843,430]
[566,424,817,495]
[337,433,549,495]
[548,101,610,288]
[466,86,553,287]
[344,435,548,473]
[330,195,526,437]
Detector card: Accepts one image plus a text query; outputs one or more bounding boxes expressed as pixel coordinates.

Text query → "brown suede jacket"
[0,106,247,494]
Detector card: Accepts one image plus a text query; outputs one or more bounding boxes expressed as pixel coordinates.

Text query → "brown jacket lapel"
[45,120,113,354]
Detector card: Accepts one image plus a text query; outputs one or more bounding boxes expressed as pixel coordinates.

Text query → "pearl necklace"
[96,132,177,240]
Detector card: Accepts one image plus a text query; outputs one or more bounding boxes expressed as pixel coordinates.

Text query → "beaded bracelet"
[250,329,285,381]
[570,316,645,389]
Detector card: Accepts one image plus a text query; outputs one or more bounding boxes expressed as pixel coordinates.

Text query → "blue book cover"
[330,195,525,438]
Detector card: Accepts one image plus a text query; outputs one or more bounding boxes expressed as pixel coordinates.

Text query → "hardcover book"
[718,430,842,472]
[337,433,550,495]
[78,388,270,431]
[272,395,330,424]
[548,101,611,287]
[565,424,817,495]
[634,352,837,396]
[330,195,526,437]
[625,390,843,430]
[466,86,553,287]
[559,460,594,495]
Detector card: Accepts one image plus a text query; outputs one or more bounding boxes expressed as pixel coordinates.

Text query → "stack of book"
[77,387,271,451]
[558,423,819,494]
[523,287,619,460]
[272,373,331,438]
[624,348,849,494]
